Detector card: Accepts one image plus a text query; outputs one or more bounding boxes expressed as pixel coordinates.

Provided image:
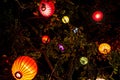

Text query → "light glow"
[92,11,103,22]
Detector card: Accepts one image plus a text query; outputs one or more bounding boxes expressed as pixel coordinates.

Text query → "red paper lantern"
[11,56,38,80]
[39,1,55,17]
[92,10,103,22]
[42,35,50,44]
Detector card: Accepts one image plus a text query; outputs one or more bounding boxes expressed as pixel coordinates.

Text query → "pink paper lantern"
[39,1,55,17]
[92,11,103,22]
[58,44,64,51]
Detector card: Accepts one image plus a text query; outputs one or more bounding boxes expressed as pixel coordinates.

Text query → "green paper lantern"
[80,57,88,65]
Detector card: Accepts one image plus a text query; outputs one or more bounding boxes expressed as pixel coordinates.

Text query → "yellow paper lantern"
[62,16,69,23]
[98,43,111,54]
[79,57,88,65]
[11,56,38,80]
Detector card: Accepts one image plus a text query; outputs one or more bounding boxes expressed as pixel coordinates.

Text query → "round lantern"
[79,57,88,65]
[62,16,69,24]
[96,77,105,80]
[39,1,55,17]
[92,10,103,22]
[58,44,64,51]
[11,56,38,80]
[98,43,111,54]
[42,35,50,44]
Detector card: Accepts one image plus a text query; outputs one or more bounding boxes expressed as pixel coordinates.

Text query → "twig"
[42,50,54,71]
[48,57,63,80]
[15,0,24,9]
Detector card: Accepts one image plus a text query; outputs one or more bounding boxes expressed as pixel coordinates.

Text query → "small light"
[15,71,22,79]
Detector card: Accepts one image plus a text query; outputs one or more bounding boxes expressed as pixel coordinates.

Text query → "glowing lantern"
[98,43,111,54]
[96,77,105,80]
[58,44,64,51]
[39,1,55,17]
[73,27,78,33]
[92,11,103,22]
[62,16,69,23]
[88,77,105,80]
[11,56,38,80]
[42,35,50,44]
[79,57,88,65]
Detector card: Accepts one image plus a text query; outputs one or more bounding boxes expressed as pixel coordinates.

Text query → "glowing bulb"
[15,72,22,79]
[96,14,100,18]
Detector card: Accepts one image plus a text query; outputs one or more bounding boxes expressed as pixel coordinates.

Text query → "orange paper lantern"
[42,35,50,44]
[98,43,111,54]
[11,56,38,80]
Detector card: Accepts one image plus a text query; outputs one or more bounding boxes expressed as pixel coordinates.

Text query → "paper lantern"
[96,77,105,80]
[80,57,88,65]
[62,16,69,23]
[58,44,64,51]
[92,11,103,22]
[11,56,38,80]
[98,43,111,54]
[88,77,105,80]
[73,27,78,33]
[39,1,55,17]
[42,35,50,44]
